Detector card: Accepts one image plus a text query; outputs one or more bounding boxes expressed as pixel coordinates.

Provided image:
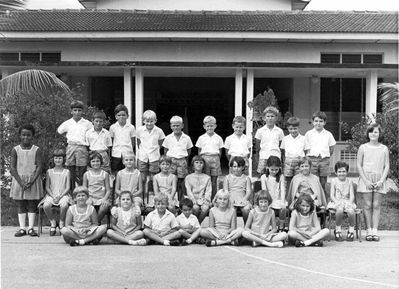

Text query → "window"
[0,52,61,62]
[0,53,19,61]
[321,53,383,64]
[20,53,40,62]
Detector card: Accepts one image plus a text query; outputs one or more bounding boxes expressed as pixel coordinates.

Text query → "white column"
[235,69,243,116]
[123,68,133,123]
[246,69,254,177]
[135,68,144,129]
[365,71,378,117]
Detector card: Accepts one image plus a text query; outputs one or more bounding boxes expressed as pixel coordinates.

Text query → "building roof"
[0,10,397,33]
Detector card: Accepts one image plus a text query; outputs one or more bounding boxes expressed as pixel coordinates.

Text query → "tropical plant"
[0,0,25,12]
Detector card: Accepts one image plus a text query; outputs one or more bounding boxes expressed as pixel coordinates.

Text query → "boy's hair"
[92,111,106,121]
[312,111,327,121]
[229,156,246,168]
[18,124,35,136]
[72,186,89,198]
[213,189,231,208]
[293,193,315,213]
[70,100,84,110]
[114,104,129,115]
[142,110,157,121]
[232,116,246,125]
[119,191,133,203]
[254,190,273,205]
[334,161,349,173]
[89,151,103,166]
[203,115,216,124]
[286,116,300,127]
[191,155,206,172]
[365,123,383,142]
[265,156,282,182]
[122,152,136,160]
[154,193,169,205]
[263,106,279,116]
[52,148,66,166]
[170,115,183,124]
[180,197,194,209]
[159,155,172,165]
[299,157,312,168]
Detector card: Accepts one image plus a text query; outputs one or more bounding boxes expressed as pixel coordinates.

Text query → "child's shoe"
[295,240,305,247]
[181,239,189,246]
[27,228,38,237]
[334,230,343,242]
[346,232,354,242]
[49,227,57,236]
[251,241,259,247]
[14,229,26,237]
[69,240,79,247]
[169,240,180,246]
[312,240,323,247]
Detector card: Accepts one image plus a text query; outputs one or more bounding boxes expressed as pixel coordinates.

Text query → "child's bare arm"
[244,176,252,201]
[102,172,111,203]
[255,139,261,159]
[270,213,278,233]
[197,147,202,155]
[288,211,297,231]
[153,177,159,194]
[229,210,238,232]
[136,173,143,197]
[45,170,52,196]
[310,212,321,235]
[131,137,136,153]
[208,210,215,228]
[91,207,99,226]
[187,148,191,158]
[349,181,355,204]
[329,181,337,203]
[329,145,334,157]
[114,172,121,196]
[185,178,195,200]
[29,147,43,186]
[110,216,126,235]
[223,176,229,193]
[82,172,89,188]
[171,175,178,200]
[10,148,24,187]
[65,208,73,227]
[244,211,254,230]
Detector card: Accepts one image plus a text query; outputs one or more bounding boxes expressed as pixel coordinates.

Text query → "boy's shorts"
[307,156,330,177]
[66,144,88,167]
[202,154,222,176]
[283,157,301,177]
[138,159,160,174]
[111,157,124,172]
[170,157,188,178]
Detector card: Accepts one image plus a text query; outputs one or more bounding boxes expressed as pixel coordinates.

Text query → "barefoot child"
[106,191,146,245]
[242,190,287,247]
[61,186,107,246]
[177,198,201,246]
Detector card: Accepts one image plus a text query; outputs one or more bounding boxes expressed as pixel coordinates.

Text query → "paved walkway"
[1,226,399,289]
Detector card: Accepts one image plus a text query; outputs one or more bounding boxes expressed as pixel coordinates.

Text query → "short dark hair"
[70,100,84,110]
[365,123,383,142]
[294,193,315,213]
[114,104,129,115]
[180,198,194,209]
[52,148,66,166]
[265,156,282,182]
[229,156,246,168]
[89,151,103,166]
[18,124,35,136]
[334,161,349,173]
[93,111,106,120]
[254,190,272,205]
[312,111,327,121]
[286,116,300,127]
[190,155,206,173]
[299,157,312,168]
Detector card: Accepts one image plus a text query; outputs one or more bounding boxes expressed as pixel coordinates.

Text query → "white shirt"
[109,122,136,158]
[136,125,165,162]
[176,213,200,230]
[224,133,252,157]
[144,209,178,233]
[163,132,193,158]
[305,128,336,158]
[85,128,112,151]
[280,134,306,159]
[57,117,93,145]
[195,133,224,155]
[255,125,284,159]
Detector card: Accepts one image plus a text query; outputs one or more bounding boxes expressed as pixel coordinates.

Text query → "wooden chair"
[37,204,63,237]
[327,208,363,242]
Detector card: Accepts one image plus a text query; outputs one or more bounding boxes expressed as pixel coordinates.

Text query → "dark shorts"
[170,158,188,178]
[202,155,222,176]
[283,157,301,177]
[308,156,330,177]
[138,160,160,174]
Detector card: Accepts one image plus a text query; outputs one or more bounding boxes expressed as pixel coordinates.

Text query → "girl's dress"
[110,206,140,235]
[116,169,142,204]
[291,209,317,238]
[68,204,99,238]
[207,207,235,238]
[287,173,327,208]
[10,145,43,200]
[248,207,277,241]
[153,173,179,207]
[41,168,71,205]
[327,178,356,211]
[225,174,250,206]
[86,170,107,206]
[357,143,389,194]
[260,175,287,209]
[185,173,212,205]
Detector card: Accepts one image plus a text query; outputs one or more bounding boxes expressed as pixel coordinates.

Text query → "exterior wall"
[95,0,292,11]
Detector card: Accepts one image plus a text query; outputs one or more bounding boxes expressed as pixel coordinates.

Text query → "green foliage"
[247,87,280,129]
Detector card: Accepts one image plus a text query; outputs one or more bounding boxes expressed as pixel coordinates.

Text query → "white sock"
[187,239,192,244]
[163,240,170,246]
[304,240,312,246]
[272,241,284,248]
[50,219,57,227]
[128,240,138,245]
[335,226,342,232]
[27,212,36,229]
[372,228,378,235]
[367,228,372,235]
[78,239,85,245]
[348,226,354,233]
[18,213,26,229]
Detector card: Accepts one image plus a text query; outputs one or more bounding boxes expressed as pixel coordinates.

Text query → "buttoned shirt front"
[280,134,306,159]
[109,122,136,158]
[176,213,200,230]
[57,117,93,145]
[144,209,178,233]
[136,125,165,162]
[224,133,252,157]
[162,133,193,159]
[255,125,284,159]
[196,133,224,155]
[304,128,336,158]
[85,128,112,151]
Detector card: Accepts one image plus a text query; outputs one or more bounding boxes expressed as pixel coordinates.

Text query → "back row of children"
[10,100,389,244]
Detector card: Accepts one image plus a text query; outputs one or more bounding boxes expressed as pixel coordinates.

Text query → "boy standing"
[109,104,136,175]
[195,115,224,199]
[304,111,336,191]
[162,115,193,201]
[136,110,165,197]
[224,116,252,174]
[280,116,306,189]
[85,111,112,173]
[255,106,284,175]
[57,100,93,189]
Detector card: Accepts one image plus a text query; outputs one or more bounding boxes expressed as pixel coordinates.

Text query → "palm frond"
[0,0,25,11]
[378,82,399,114]
[0,69,71,97]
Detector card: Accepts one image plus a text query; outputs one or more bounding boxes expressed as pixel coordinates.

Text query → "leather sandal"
[365,234,373,241]
[49,227,57,236]
[346,232,354,242]
[14,229,26,237]
[372,235,380,242]
[334,230,343,242]
[27,228,38,237]
[295,240,305,247]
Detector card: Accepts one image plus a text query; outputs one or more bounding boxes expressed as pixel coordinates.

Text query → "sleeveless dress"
[248,207,278,241]
[153,173,179,207]
[10,145,43,200]
[260,175,287,209]
[207,207,235,238]
[68,204,98,238]
[291,210,316,238]
[357,143,389,194]
[116,169,142,205]
[326,178,356,211]
[86,170,107,205]
[41,168,71,206]
[185,173,212,205]
[225,174,250,206]
[111,207,140,235]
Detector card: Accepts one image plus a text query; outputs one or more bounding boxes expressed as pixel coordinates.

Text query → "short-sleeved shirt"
[57,117,93,145]
[224,133,252,157]
[176,213,201,230]
[144,209,178,234]
[136,125,165,162]
[109,122,136,158]
[196,133,224,155]
[255,125,284,159]
[162,133,193,158]
[304,128,336,158]
[280,134,306,159]
[85,128,112,151]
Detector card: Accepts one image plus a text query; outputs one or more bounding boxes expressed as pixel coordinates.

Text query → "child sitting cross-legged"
[177,198,201,246]
[60,186,107,246]
[143,193,181,246]
[242,190,287,248]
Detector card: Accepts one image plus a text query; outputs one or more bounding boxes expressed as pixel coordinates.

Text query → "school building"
[0,0,398,173]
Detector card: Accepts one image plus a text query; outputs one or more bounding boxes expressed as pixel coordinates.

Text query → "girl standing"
[10,124,43,237]
[106,191,146,245]
[200,190,243,246]
[357,123,389,241]
[242,190,287,247]
[288,193,329,247]
[153,156,178,214]
[260,156,287,231]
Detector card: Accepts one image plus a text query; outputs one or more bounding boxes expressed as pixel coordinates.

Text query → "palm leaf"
[0,0,25,11]
[378,82,399,114]
[0,69,71,97]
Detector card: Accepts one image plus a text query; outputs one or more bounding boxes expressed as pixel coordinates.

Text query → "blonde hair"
[72,186,89,198]
[154,193,169,205]
[232,116,246,125]
[263,106,279,116]
[203,115,216,124]
[213,189,232,208]
[123,152,136,160]
[170,115,183,124]
[142,110,157,122]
